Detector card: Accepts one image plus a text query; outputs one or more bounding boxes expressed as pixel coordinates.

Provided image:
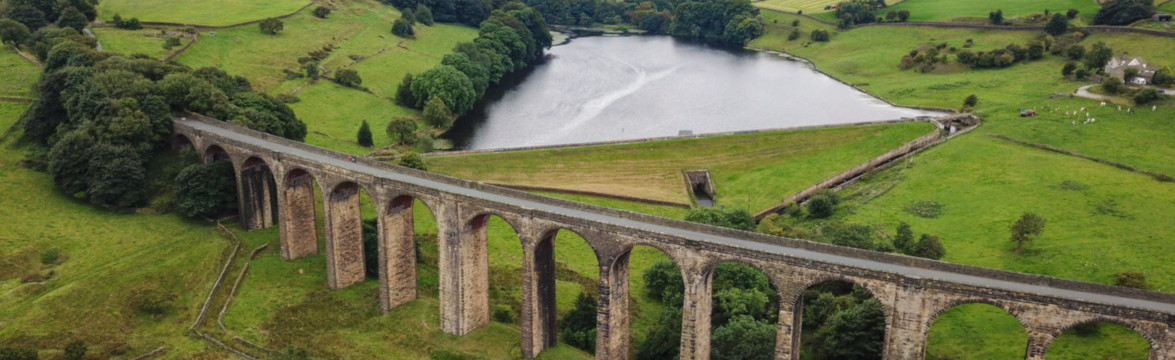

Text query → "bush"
[64,341,86,360]
[163,36,181,50]
[394,73,416,106]
[335,68,362,87]
[912,234,945,260]
[57,7,88,32]
[492,304,516,323]
[825,223,874,250]
[259,18,284,35]
[1045,14,1069,35]
[710,315,776,360]
[1101,76,1124,94]
[392,18,414,38]
[313,6,332,18]
[642,260,684,303]
[0,19,31,45]
[807,195,836,219]
[1094,0,1156,25]
[174,161,237,218]
[415,5,435,26]
[1061,62,1077,76]
[1133,88,1161,105]
[398,152,427,170]
[1074,68,1089,79]
[40,248,61,265]
[357,120,373,147]
[989,9,1004,24]
[810,29,830,42]
[1115,271,1150,289]
[0,348,38,360]
[894,222,914,254]
[963,94,978,108]
[1066,8,1079,19]
[787,28,800,40]
[635,307,682,360]
[560,292,598,353]
[684,207,756,231]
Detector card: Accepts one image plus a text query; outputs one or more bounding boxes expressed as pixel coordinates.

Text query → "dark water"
[444,35,943,150]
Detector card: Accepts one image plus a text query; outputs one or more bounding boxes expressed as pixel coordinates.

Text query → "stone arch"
[171,133,195,151]
[526,226,603,356]
[923,299,1029,359]
[378,193,441,311]
[591,241,688,360]
[788,272,889,360]
[1043,317,1159,359]
[239,156,279,230]
[703,258,782,360]
[280,167,322,260]
[202,144,230,164]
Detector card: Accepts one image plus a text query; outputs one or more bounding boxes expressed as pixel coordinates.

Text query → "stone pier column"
[378,196,417,312]
[279,171,318,260]
[679,264,712,360]
[439,203,489,336]
[1023,329,1055,360]
[596,251,630,360]
[883,285,929,360]
[774,301,799,360]
[239,164,277,231]
[324,183,365,289]
[521,233,557,358]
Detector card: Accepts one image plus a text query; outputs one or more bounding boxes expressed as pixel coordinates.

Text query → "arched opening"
[1045,321,1152,359]
[924,303,1027,359]
[325,181,367,289]
[171,134,194,152]
[628,245,684,360]
[280,168,322,260]
[451,212,523,336]
[794,279,885,360]
[203,144,229,164]
[708,262,779,360]
[528,228,600,357]
[376,195,439,311]
[240,157,278,230]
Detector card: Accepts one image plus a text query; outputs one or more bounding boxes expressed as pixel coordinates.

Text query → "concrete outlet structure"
[174,115,1175,360]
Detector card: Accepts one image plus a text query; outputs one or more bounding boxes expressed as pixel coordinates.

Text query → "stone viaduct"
[173,115,1175,360]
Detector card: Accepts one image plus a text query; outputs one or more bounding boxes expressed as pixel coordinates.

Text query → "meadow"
[96,0,311,26]
[878,0,1101,24]
[427,121,934,211]
[92,28,195,59]
[0,48,39,98]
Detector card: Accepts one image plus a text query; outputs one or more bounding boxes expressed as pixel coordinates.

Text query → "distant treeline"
[522,0,765,46]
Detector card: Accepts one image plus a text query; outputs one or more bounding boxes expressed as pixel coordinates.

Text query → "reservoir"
[444,35,944,150]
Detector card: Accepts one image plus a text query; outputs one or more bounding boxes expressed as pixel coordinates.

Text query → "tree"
[897,9,911,22]
[1094,0,1156,25]
[1153,67,1174,87]
[392,18,414,38]
[416,4,435,25]
[1010,212,1046,253]
[398,152,427,170]
[643,259,684,303]
[1067,8,1080,19]
[1062,62,1077,76]
[87,144,148,209]
[894,222,914,254]
[911,234,945,260]
[394,73,416,106]
[117,17,142,30]
[822,299,887,360]
[1045,14,1068,36]
[357,120,373,147]
[1133,88,1161,105]
[64,341,86,360]
[386,117,417,145]
[48,131,96,195]
[56,7,88,33]
[259,18,284,35]
[684,207,756,231]
[636,307,682,360]
[304,61,319,79]
[422,96,453,128]
[1066,44,1086,60]
[989,9,1004,25]
[335,68,362,87]
[560,292,598,353]
[313,6,332,18]
[1102,76,1124,94]
[806,194,837,218]
[0,19,31,45]
[713,287,771,325]
[1083,42,1113,71]
[963,94,978,108]
[810,29,830,42]
[710,315,776,360]
[410,65,476,114]
[174,161,237,218]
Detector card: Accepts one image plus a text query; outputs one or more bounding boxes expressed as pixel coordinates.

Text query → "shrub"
[710,316,776,360]
[1045,14,1069,35]
[825,223,875,250]
[1101,76,1124,94]
[1115,271,1150,290]
[163,36,181,50]
[0,348,37,360]
[989,9,1004,25]
[336,68,362,87]
[810,29,830,42]
[174,161,237,218]
[259,18,284,35]
[313,6,332,18]
[386,117,418,145]
[415,5,435,26]
[1066,8,1079,19]
[1133,88,1161,105]
[894,222,914,254]
[392,18,414,38]
[1074,68,1089,79]
[684,207,756,231]
[1061,62,1077,76]
[492,304,516,323]
[304,61,319,79]
[560,293,598,353]
[0,19,31,45]
[788,28,800,40]
[57,7,88,32]
[963,94,978,108]
[394,74,416,106]
[40,248,61,265]
[642,259,683,303]
[912,234,945,260]
[357,120,373,147]
[64,341,86,360]
[398,152,427,170]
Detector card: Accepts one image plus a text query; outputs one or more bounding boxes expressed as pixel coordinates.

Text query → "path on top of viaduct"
[173,115,1175,360]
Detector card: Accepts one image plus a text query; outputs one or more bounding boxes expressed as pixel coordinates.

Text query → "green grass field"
[0,48,39,98]
[879,0,1100,23]
[96,0,310,26]
[754,0,863,14]
[92,28,194,59]
[428,122,934,211]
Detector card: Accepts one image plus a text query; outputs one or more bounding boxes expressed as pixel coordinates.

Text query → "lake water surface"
[444,35,943,150]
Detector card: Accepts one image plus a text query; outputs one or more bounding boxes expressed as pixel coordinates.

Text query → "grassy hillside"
[0,48,39,98]
[880,0,1100,24]
[92,28,195,59]
[97,0,311,26]
[428,121,934,210]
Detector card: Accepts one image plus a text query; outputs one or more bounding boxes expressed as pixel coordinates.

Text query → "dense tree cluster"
[1,0,96,31]
[383,0,492,26]
[17,34,305,210]
[518,0,764,45]
[396,2,551,128]
[1094,0,1155,25]
[834,0,889,28]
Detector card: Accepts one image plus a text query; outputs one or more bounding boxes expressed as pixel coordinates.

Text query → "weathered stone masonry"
[174,115,1175,360]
